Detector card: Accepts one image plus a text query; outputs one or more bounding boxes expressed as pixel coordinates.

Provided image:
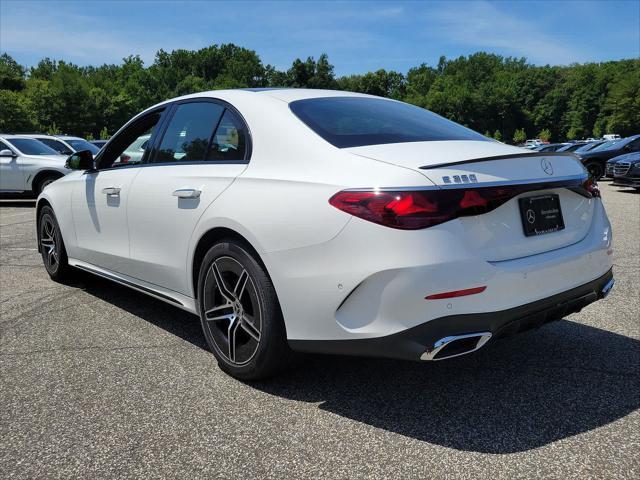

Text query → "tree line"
[1,45,638,143]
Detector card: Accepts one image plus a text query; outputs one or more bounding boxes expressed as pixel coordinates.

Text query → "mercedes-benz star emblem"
[526,209,536,224]
[541,158,554,175]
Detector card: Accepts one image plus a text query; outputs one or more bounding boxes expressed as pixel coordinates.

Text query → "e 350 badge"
[442,174,478,184]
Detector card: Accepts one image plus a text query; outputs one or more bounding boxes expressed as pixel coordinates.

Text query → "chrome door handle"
[102,187,121,196]
[173,188,201,199]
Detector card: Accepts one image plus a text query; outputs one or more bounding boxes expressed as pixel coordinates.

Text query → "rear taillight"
[330,178,591,230]
[583,177,601,198]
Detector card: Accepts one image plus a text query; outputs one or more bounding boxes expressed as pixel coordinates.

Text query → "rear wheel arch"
[191,227,269,300]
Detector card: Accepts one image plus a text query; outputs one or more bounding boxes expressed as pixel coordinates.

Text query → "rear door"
[126,99,250,295]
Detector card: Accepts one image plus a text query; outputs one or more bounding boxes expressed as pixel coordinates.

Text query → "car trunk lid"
[346,140,593,261]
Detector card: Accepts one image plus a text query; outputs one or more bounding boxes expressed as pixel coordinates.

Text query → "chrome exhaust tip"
[421,332,492,361]
[601,278,615,298]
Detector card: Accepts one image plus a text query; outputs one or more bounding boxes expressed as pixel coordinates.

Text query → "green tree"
[0,53,26,91]
[513,128,527,144]
[538,128,552,142]
[493,130,502,141]
[0,89,36,131]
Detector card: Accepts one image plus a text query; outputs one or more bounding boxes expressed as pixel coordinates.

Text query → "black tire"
[39,206,74,282]
[34,173,62,196]
[584,160,604,180]
[197,239,290,380]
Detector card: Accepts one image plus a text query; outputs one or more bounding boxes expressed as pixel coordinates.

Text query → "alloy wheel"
[40,215,59,271]
[202,256,262,365]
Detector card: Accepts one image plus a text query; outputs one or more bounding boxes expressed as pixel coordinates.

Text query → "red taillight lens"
[329,178,588,230]
[329,188,516,230]
[583,177,601,198]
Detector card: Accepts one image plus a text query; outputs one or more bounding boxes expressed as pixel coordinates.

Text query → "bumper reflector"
[426,286,487,300]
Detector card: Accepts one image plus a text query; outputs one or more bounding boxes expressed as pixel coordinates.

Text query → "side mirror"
[65,150,95,170]
[0,149,16,157]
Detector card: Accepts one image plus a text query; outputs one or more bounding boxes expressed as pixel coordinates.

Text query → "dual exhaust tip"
[421,332,492,361]
[421,278,614,362]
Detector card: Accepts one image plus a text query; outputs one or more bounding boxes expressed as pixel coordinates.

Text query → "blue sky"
[1,0,638,75]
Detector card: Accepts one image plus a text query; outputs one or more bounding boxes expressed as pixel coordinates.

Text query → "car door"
[0,140,25,191]
[70,109,165,273]
[126,99,249,295]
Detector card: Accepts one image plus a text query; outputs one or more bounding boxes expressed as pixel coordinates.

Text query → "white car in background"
[19,134,101,157]
[36,89,614,380]
[0,134,69,195]
[119,133,150,164]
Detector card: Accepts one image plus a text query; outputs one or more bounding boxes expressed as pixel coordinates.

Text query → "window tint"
[66,139,100,155]
[38,138,73,155]
[289,97,489,148]
[207,109,247,161]
[156,102,225,163]
[5,138,59,155]
[97,111,163,169]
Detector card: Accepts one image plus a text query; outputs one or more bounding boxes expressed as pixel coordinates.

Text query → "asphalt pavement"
[1,182,638,479]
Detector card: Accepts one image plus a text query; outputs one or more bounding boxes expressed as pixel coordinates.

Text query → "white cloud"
[428,1,589,65]
[0,4,199,65]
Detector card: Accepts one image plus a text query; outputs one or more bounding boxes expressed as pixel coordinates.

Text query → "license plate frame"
[518,194,565,237]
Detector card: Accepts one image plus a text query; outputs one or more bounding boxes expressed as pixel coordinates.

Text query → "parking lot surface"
[1,183,638,479]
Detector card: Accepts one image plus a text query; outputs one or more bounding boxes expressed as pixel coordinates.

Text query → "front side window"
[290,97,489,148]
[37,138,73,155]
[97,111,163,169]
[5,138,59,155]
[155,102,225,163]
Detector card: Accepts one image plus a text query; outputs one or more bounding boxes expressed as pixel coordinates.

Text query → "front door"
[0,141,24,191]
[70,110,165,273]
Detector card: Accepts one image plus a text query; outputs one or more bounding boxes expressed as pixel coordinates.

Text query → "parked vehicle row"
[577,135,640,179]
[0,134,107,195]
[35,88,614,380]
[606,152,640,189]
[0,135,69,194]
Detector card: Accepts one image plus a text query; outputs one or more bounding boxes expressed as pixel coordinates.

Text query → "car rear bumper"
[289,268,614,361]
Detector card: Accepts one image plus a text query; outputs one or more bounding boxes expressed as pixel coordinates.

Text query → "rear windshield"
[289,97,489,148]
[6,138,59,155]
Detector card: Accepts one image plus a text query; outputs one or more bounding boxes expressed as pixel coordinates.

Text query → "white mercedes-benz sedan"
[36,89,614,379]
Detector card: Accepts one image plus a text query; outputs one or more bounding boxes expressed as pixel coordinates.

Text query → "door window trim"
[94,106,169,172]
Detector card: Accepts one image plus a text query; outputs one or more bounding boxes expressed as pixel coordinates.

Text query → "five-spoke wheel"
[203,257,262,365]
[38,206,72,282]
[197,240,289,379]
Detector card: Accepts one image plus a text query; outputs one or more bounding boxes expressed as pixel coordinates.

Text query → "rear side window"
[289,97,489,148]
[155,102,248,163]
[207,109,248,161]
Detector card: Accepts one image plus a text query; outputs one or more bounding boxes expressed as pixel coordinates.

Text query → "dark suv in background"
[578,134,640,179]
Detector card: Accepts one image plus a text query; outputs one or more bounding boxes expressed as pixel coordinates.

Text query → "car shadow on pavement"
[74,272,208,350]
[252,321,640,454]
[74,273,640,454]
